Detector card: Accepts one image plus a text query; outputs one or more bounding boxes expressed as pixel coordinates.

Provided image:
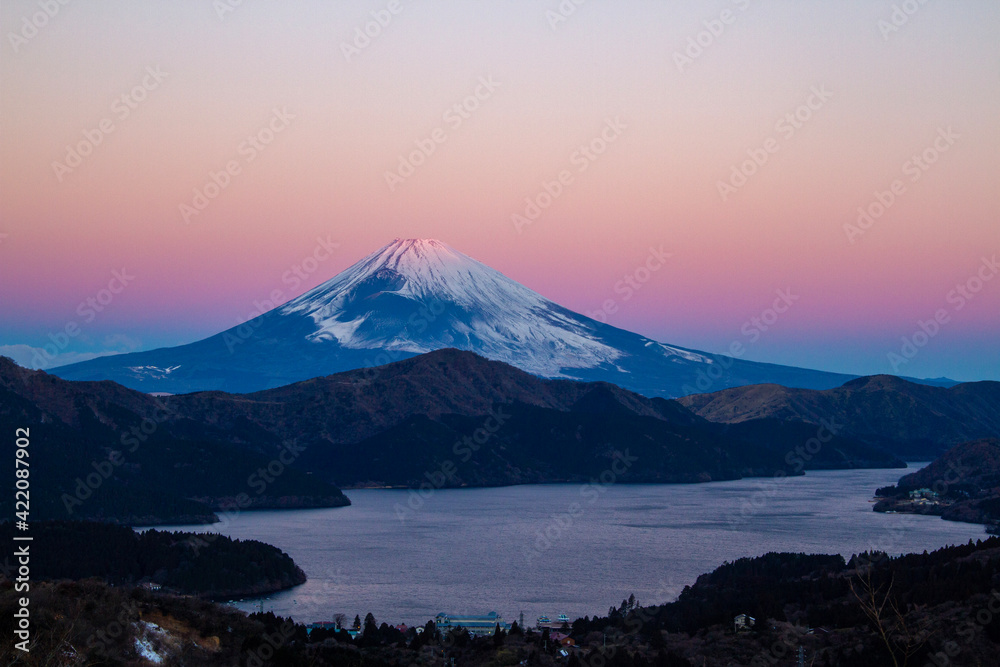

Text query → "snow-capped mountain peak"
[49,238,858,397]
[284,238,541,310]
[280,238,625,376]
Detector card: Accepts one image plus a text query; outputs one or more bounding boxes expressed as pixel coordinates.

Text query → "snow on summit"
[280,238,626,377]
[49,237,859,397]
[283,238,539,311]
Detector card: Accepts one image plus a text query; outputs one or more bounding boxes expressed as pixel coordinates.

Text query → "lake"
[146,466,985,627]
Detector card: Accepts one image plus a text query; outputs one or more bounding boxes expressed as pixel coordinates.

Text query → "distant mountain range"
[49,238,882,398]
[144,348,903,489]
[678,375,1000,458]
[2,350,905,524]
[11,343,997,525]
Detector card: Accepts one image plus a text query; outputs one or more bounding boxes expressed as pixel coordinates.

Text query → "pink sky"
[1,1,998,380]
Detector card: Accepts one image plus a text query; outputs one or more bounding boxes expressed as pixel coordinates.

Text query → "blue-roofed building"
[305,622,359,639]
[435,612,509,637]
[306,621,338,634]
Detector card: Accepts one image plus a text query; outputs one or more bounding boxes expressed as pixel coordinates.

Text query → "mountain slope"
[872,438,1000,526]
[677,375,1000,457]
[2,351,902,503]
[0,357,350,525]
[50,238,861,397]
[0,521,308,599]
[152,349,902,487]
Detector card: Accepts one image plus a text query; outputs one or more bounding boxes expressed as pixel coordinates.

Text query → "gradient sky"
[1,1,998,381]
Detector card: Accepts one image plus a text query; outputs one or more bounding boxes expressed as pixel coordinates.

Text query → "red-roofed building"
[549,631,575,646]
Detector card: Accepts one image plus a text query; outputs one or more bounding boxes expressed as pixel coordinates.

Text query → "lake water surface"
[147,466,985,627]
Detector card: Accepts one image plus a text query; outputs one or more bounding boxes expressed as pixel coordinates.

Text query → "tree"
[410,624,432,651]
[357,613,382,648]
[849,570,930,667]
[353,614,361,630]
[646,622,666,649]
[446,627,470,648]
[333,612,346,629]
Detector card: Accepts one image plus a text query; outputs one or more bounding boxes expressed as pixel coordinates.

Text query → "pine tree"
[363,612,378,636]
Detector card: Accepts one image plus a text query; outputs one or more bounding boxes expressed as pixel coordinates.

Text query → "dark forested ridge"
[678,375,1000,458]
[0,357,350,525]
[1,351,903,520]
[566,537,1000,665]
[5,537,1000,666]
[0,520,305,599]
[874,437,1000,527]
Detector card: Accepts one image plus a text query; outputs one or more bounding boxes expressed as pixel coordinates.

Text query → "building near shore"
[435,612,509,637]
[536,613,571,630]
[550,631,575,646]
[305,622,360,639]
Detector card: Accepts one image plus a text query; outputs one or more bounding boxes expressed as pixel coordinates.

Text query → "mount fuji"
[52,238,859,396]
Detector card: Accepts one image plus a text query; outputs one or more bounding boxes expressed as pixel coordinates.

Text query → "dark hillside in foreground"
[573,537,1000,665]
[0,520,306,599]
[5,537,1000,665]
